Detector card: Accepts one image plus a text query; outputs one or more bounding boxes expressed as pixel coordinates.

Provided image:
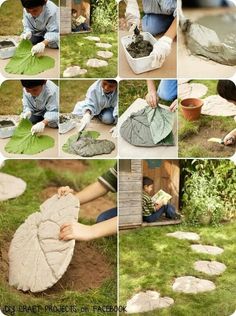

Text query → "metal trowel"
[208,136,236,146]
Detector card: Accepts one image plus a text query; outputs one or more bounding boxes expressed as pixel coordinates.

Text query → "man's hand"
[125,0,140,32]
[169,99,178,112]
[20,31,32,40]
[78,112,91,132]
[58,186,74,198]
[146,91,159,108]
[223,133,236,146]
[20,110,31,120]
[151,36,173,67]
[31,121,45,135]
[109,126,118,138]
[59,222,94,241]
[31,42,46,56]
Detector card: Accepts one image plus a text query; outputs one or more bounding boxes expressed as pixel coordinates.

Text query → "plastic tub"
[0,39,17,59]
[0,119,16,138]
[121,32,158,74]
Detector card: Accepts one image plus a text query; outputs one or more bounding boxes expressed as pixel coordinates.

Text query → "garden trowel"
[208,136,236,146]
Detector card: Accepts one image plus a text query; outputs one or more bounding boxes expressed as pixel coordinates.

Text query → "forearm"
[76,181,109,205]
[146,80,156,93]
[164,17,177,40]
[91,217,117,239]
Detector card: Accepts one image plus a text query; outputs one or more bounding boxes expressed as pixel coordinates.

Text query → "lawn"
[60,32,118,78]
[60,80,96,113]
[0,159,117,316]
[119,222,236,316]
[119,80,172,116]
[178,80,236,158]
[0,0,59,35]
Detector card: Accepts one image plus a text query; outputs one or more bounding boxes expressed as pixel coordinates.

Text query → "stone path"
[86,59,108,68]
[63,66,87,78]
[85,36,100,42]
[126,291,174,314]
[166,231,200,241]
[194,260,226,276]
[96,43,112,49]
[178,83,208,99]
[0,172,26,201]
[191,244,224,255]
[172,276,216,294]
[97,51,113,59]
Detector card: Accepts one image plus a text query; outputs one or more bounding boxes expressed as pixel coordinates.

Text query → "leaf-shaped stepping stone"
[96,43,112,49]
[167,231,200,241]
[172,276,216,294]
[0,172,26,201]
[63,66,87,77]
[194,260,226,275]
[191,244,224,255]
[126,291,174,314]
[85,36,100,42]
[9,194,79,292]
[97,51,113,59]
[86,59,108,68]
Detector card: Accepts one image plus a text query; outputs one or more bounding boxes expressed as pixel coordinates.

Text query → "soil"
[0,41,15,49]
[0,120,15,127]
[127,34,153,58]
[59,115,69,124]
[38,160,88,173]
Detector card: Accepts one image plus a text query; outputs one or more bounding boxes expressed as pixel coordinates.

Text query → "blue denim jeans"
[30,114,58,128]
[157,80,177,102]
[98,107,115,125]
[143,204,177,223]
[142,13,174,36]
[96,207,117,223]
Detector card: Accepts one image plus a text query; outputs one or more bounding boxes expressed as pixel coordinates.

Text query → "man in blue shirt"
[20,80,58,135]
[20,0,59,56]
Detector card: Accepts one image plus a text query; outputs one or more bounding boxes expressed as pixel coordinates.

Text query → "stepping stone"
[178,83,208,99]
[9,194,79,292]
[96,43,112,49]
[172,276,216,294]
[230,310,236,316]
[191,244,224,255]
[85,36,100,42]
[86,59,108,68]
[202,95,236,117]
[63,66,87,78]
[167,231,200,241]
[194,260,226,276]
[0,172,26,201]
[126,291,174,314]
[97,51,113,59]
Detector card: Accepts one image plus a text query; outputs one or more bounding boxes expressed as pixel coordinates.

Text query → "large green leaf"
[5,40,55,75]
[5,119,54,155]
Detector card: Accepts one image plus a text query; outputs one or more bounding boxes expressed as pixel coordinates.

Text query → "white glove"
[78,112,91,132]
[151,36,173,68]
[31,121,45,135]
[20,31,32,40]
[31,42,46,56]
[20,110,31,120]
[125,0,140,32]
[109,126,118,138]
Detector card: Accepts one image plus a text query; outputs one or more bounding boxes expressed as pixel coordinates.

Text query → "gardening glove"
[31,42,46,56]
[78,112,91,132]
[151,36,173,68]
[20,31,32,40]
[20,110,31,120]
[31,121,45,135]
[109,126,118,138]
[125,0,140,32]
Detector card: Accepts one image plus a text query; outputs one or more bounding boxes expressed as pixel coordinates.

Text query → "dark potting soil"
[127,34,153,58]
[59,115,69,124]
[0,120,15,128]
[0,41,15,49]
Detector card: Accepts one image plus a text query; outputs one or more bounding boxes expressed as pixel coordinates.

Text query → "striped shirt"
[98,164,117,193]
[142,0,177,17]
[142,191,156,216]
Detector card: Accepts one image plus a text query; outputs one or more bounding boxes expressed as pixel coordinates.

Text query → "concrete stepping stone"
[85,36,100,42]
[63,66,87,78]
[178,83,208,99]
[97,51,113,59]
[86,59,108,68]
[202,95,236,116]
[9,194,79,292]
[194,260,226,276]
[126,291,174,314]
[0,172,26,201]
[172,276,216,294]
[96,43,112,49]
[191,244,224,255]
[167,231,200,241]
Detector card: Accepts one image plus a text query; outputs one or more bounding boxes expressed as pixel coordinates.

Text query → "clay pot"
[181,98,203,121]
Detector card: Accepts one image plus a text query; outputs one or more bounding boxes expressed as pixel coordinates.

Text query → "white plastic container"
[0,119,16,138]
[0,39,17,59]
[121,32,159,74]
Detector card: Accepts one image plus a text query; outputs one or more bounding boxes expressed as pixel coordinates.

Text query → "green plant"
[91,0,117,33]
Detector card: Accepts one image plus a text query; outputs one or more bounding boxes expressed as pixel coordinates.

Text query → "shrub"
[91,0,117,33]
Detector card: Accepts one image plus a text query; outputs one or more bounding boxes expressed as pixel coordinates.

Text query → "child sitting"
[72,80,118,133]
[20,0,59,56]
[20,80,58,135]
[71,9,90,32]
[142,176,179,223]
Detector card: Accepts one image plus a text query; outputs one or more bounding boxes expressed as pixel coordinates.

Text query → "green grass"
[0,0,59,35]
[60,32,118,78]
[60,80,96,113]
[119,81,172,116]
[119,222,236,316]
[0,159,117,316]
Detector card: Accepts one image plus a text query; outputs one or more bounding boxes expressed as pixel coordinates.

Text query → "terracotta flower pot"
[181,98,203,121]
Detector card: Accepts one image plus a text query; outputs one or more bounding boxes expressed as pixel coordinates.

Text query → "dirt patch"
[79,196,115,220]
[0,240,10,284]
[40,186,59,200]
[38,160,88,173]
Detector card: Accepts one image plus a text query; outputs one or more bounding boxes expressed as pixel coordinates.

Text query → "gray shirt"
[142,0,177,16]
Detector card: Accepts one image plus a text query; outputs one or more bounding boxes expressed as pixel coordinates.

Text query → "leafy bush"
[91,0,117,33]
[180,159,236,226]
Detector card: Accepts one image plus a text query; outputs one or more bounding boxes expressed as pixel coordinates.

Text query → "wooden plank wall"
[60,6,72,34]
[143,160,180,210]
[119,160,143,226]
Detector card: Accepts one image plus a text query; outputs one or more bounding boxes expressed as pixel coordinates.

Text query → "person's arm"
[59,217,117,241]
[164,17,177,40]
[223,128,236,145]
[146,80,159,108]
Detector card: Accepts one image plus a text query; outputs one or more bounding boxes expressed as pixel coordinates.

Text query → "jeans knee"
[99,111,114,125]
